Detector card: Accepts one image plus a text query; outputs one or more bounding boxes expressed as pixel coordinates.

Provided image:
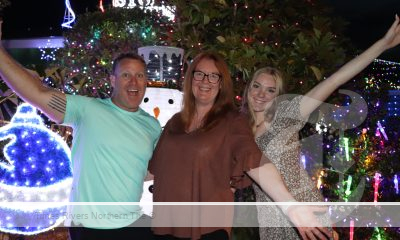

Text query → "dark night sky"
[1,0,400,61]
[2,0,100,38]
[323,0,400,61]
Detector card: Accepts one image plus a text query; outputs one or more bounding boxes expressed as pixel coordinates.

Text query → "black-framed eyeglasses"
[192,71,221,84]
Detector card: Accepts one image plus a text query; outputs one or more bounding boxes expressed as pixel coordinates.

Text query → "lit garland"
[361,59,400,117]
[311,58,400,238]
[112,0,175,20]
[369,59,400,89]
[167,0,349,99]
[55,7,173,97]
[0,103,72,235]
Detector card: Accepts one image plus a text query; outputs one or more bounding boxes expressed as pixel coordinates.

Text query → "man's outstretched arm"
[0,21,66,123]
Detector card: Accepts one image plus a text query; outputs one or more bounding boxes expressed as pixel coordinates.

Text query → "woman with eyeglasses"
[148,52,332,240]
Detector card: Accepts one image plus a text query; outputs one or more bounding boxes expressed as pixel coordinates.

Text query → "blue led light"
[0,103,72,235]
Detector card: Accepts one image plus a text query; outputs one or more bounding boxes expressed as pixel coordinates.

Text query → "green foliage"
[168,0,352,97]
[52,1,353,98]
[0,0,10,11]
[54,7,171,97]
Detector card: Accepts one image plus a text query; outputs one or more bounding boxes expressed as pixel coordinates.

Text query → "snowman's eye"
[168,99,174,104]
[144,97,149,103]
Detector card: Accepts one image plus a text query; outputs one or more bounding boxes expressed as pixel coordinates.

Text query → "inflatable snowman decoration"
[139,87,183,216]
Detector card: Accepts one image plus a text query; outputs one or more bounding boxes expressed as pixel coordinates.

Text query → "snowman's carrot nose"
[153,107,160,119]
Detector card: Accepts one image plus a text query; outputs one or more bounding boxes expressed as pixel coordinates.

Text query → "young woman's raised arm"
[300,15,400,118]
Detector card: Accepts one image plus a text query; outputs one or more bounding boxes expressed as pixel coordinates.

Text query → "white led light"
[0,103,72,235]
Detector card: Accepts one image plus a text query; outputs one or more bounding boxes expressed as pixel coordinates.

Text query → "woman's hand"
[381,14,400,50]
[286,205,332,240]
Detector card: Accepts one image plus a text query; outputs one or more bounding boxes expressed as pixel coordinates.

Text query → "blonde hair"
[241,67,285,133]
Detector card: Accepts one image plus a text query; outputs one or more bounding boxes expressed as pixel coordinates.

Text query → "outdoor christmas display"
[53,6,173,98]
[168,0,350,98]
[112,0,175,20]
[314,59,400,239]
[2,0,400,239]
[61,0,76,29]
[138,46,184,88]
[139,87,183,217]
[0,103,72,235]
[137,45,184,216]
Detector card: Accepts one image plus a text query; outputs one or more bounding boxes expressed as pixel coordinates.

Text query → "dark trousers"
[154,229,229,240]
[69,215,154,240]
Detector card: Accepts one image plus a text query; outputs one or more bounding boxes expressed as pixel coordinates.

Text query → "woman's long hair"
[240,67,285,133]
[181,52,236,131]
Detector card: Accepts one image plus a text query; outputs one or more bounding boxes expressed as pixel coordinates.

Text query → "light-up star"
[0,103,72,235]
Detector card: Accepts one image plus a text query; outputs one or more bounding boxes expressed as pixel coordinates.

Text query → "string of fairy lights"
[305,59,400,239]
[1,0,400,238]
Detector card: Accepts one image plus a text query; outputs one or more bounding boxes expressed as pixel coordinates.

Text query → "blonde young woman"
[241,15,400,240]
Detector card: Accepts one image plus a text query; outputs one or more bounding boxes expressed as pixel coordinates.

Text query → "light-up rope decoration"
[376,121,388,141]
[374,172,382,203]
[394,174,398,194]
[61,0,76,28]
[374,227,382,240]
[0,103,72,235]
[99,0,105,12]
[349,219,354,240]
[344,175,352,201]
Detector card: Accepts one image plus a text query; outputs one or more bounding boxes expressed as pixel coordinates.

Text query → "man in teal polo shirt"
[0,21,161,239]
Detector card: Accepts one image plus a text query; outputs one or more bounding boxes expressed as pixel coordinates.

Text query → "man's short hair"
[112,53,147,74]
